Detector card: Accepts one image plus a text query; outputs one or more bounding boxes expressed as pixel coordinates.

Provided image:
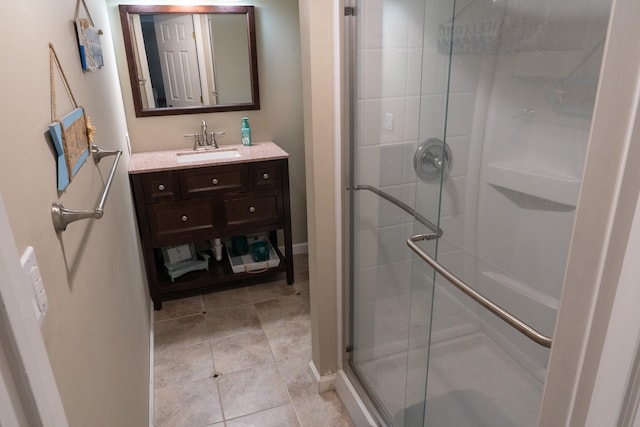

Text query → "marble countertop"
[128,141,289,174]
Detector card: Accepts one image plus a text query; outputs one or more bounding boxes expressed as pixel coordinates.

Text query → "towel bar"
[51,144,122,232]
[407,234,553,348]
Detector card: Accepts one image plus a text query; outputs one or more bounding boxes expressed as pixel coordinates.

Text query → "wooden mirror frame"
[118,4,260,117]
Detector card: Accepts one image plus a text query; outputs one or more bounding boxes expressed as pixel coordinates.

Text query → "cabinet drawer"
[250,161,282,191]
[224,192,282,229]
[149,200,216,244]
[181,164,249,198]
[141,171,180,203]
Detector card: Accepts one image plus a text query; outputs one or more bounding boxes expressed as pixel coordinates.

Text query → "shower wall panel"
[353,0,428,370]
[432,0,611,384]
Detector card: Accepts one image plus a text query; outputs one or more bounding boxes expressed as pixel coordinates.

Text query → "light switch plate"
[384,113,394,131]
[20,246,47,325]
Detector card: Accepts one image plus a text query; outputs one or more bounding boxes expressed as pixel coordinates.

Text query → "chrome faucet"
[202,119,225,149]
[185,120,225,150]
[210,131,224,148]
[201,120,208,145]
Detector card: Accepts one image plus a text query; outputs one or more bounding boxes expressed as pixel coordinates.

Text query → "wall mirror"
[119,5,259,117]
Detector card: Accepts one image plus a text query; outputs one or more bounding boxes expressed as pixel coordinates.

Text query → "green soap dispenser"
[241,117,252,146]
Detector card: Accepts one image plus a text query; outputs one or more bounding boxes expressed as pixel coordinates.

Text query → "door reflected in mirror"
[119,5,259,117]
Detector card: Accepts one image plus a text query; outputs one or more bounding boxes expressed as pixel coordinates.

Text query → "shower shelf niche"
[511,111,591,129]
[485,162,580,206]
[502,50,589,78]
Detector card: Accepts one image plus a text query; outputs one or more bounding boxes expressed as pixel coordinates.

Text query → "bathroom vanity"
[128,142,293,309]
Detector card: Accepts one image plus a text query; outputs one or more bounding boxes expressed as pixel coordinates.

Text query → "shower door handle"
[354,185,443,238]
[407,234,553,348]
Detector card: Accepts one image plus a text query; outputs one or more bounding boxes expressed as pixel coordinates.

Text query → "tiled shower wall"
[353,0,481,364]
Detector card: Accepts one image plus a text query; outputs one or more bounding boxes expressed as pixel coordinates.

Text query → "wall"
[210,14,252,104]
[108,0,308,246]
[0,0,150,426]
[298,0,340,377]
[461,0,610,384]
[351,0,452,366]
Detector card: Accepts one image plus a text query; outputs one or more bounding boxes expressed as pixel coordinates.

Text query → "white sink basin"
[176,149,241,163]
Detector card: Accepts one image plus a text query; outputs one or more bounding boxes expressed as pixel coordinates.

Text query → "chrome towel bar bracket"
[52,144,123,232]
[407,234,553,348]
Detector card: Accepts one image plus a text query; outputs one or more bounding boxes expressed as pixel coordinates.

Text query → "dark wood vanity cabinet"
[130,159,294,310]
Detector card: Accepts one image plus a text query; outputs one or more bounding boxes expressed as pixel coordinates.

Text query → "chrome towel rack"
[353,184,443,239]
[52,144,122,232]
[407,234,553,348]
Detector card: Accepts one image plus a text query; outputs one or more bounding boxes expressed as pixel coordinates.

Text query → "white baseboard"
[279,242,308,255]
[292,242,308,255]
[335,370,378,426]
[149,301,154,427]
[309,360,336,393]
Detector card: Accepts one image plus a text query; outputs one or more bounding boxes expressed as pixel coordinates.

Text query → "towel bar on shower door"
[354,184,443,239]
[407,234,553,348]
[51,144,122,232]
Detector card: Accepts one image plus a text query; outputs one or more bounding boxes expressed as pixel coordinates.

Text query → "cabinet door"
[140,171,180,203]
[250,160,283,191]
[148,199,217,245]
[224,191,283,232]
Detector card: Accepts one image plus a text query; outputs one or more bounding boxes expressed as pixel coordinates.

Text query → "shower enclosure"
[346,0,612,425]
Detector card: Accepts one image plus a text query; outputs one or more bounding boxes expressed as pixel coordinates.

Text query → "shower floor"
[356,331,544,427]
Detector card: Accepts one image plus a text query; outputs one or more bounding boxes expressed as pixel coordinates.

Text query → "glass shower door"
[348,0,454,425]
[348,0,612,425]
[408,0,611,426]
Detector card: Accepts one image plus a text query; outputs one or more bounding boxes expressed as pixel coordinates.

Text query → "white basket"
[225,236,280,273]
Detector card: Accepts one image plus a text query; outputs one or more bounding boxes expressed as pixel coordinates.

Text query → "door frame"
[192,15,210,106]
[0,192,68,426]
[130,15,156,109]
[539,0,640,424]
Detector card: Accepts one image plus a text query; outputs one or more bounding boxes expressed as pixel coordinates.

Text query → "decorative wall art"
[48,43,96,190]
[74,0,103,71]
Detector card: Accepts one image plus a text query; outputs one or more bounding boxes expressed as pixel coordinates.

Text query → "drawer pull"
[262,173,269,180]
[212,178,219,185]
[249,206,256,213]
[181,215,188,222]
[158,184,165,191]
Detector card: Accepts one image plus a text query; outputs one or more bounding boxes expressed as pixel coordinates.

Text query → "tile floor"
[152,254,354,427]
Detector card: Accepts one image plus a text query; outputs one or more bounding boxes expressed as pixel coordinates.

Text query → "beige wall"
[0,0,150,425]
[108,0,308,245]
[299,0,341,376]
[210,14,252,104]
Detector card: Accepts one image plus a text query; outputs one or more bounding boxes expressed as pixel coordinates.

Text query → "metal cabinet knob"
[262,173,269,180]
[181,215,188,222]
[249,206,256,213]
[212,178,219,185]
[158,184,165,191]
